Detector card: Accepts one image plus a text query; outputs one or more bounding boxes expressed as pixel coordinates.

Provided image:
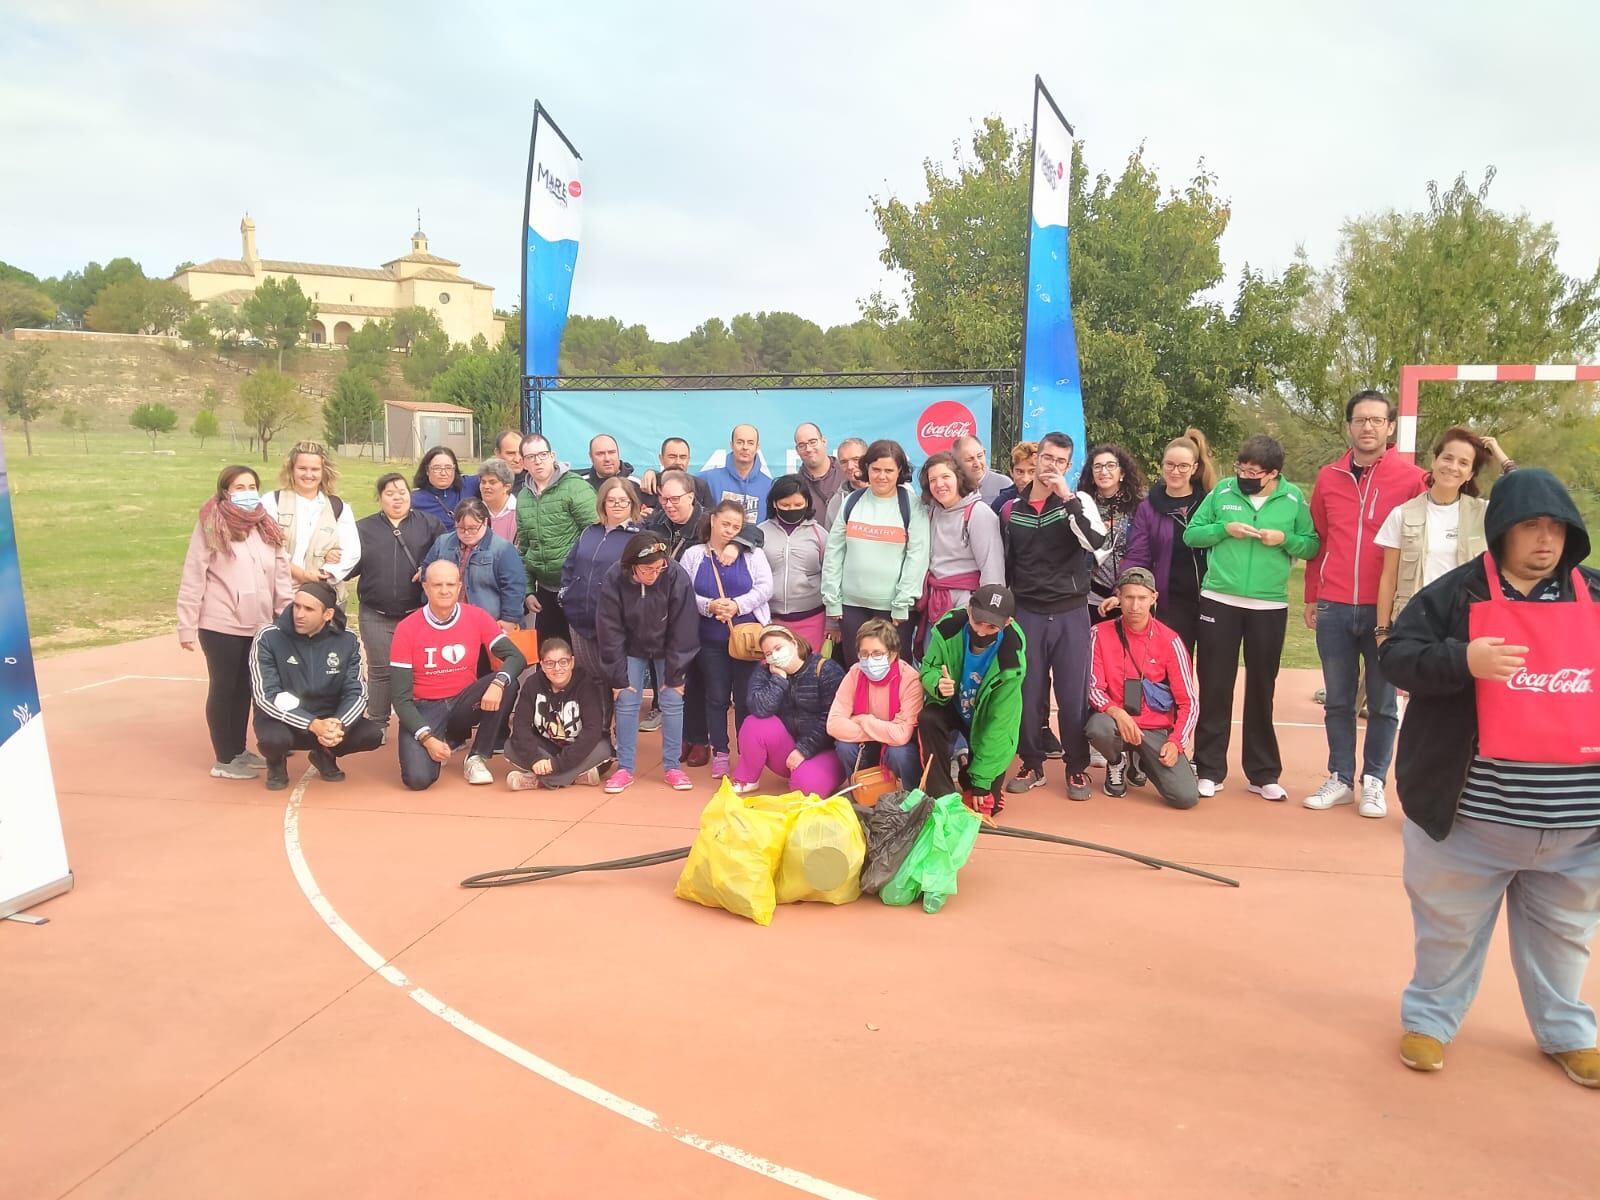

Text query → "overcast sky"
[3,1,1597,341]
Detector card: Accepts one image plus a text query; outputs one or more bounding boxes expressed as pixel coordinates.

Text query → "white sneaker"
[1197,778,1222,798]
[463,754,493,785]
[1247,782,1288,802]
[1303,775,1354,810]
[1089,746,1107,769]
[1358,775,1388,818]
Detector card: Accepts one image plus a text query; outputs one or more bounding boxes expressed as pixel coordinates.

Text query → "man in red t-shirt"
[391,560,527,790]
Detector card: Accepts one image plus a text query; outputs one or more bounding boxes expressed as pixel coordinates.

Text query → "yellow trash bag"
[674,780,793,925]
[771,793,866,906]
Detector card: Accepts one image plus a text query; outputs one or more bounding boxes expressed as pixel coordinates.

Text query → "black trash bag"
[854,790,934,896]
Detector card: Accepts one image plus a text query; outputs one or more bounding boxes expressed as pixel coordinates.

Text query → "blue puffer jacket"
[745,652,845,760]
[421,529,526,623]
[559,523,640,639]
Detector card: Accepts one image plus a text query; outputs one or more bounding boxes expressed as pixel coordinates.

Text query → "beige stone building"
[172,216,504,347]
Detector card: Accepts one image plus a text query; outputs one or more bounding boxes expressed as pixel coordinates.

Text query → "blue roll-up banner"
[521,102,584,385]
[1019,76,1085,455]
[0,427,72,918]
[540,385,994,478]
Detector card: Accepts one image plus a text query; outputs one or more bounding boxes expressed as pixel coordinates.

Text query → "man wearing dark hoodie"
[1380,468,1600,1088]
[249,581,384,791]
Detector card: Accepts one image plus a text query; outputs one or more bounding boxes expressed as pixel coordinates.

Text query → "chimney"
[241,213,260,269]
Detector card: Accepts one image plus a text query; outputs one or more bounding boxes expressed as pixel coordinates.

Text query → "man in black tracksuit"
[1001,431,1108,800]
[250,581,384,791]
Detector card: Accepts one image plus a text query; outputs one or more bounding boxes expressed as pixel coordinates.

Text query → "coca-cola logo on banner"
[1505,667,1594,694]
[916,399,978,456]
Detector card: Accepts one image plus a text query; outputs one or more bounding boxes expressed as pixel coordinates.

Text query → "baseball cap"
[969,584,1015,627]
[621,532,669,567]
[1115,566,1158,592]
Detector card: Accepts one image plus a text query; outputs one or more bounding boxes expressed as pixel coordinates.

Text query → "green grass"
[7,431,394,655]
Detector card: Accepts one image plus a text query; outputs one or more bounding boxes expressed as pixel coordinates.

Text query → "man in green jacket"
[1182,434,1319,800]
[515,433,597,642]
[918,585,1027,815]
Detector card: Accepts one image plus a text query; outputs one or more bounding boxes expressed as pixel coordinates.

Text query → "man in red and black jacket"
[1302,389,1426,818]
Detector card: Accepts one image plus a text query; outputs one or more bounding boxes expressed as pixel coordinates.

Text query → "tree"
[178,309,215,348]
[240,277,317,369]
[46,257,145,323]
[204,300,243,349]
[239,369,310,463]
[84,277,193,334]
[323,369,383,446]
[431,338,521,436]
[401,328,460,389]
[200,384,223,412]
[0,280,56,331]
[344,319,393,381]
[390,306,442,354]
[2,344,53,455]
[130,402,179,449]
[191,408,221,449]
[0,261,44,288]
[59,400,92,451]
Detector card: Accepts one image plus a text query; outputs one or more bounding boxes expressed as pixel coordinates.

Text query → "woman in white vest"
[261,440,361,589]
[1375,427,1515,637]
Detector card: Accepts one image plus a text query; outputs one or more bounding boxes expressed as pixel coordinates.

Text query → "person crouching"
[503,638,616,790]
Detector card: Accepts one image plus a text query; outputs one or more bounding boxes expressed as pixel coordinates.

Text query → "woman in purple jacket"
[1105,428,1216,655]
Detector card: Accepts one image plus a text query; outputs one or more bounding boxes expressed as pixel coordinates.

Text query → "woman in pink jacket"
[826,618,924,785]
[178,465,294,780]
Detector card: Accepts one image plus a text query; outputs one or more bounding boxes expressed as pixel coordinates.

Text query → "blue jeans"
[1315,600,1399,785]
[834,738,921,784]
[613,657,683,773]
[698,640,753,755]
[1402,817,1600,1051]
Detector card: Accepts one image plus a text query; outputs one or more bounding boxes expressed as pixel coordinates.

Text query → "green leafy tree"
[323,370,383,446]
[431,339,521,436]
[178,309,215,348]
[390,306,443,354]
[344,319,393,381]
[401,328,460,389]
[0,261,44,287]
[59,399,92,451]
[200,384,223,412]
[130,402,179,449]
[240,277,318,369]
[46,257,145,322]
[2,344,53,455]
[0,280,57,331]
[191,408,221,449]
[84,277,193,334]
[239,369,310,463]
[204,300,243,349]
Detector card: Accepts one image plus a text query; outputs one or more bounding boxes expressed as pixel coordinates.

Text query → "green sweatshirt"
[1183,476,1319,603]
[820,485,930,620]
[919,609,1026,790]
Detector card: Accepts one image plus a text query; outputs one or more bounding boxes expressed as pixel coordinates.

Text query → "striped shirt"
[1458,570,1600,829]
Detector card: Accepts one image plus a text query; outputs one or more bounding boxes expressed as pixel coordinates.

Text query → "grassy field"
[7,431,395,654]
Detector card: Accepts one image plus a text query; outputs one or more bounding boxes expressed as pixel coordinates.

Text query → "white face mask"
[766,643,795,669]
[860,654,891,681]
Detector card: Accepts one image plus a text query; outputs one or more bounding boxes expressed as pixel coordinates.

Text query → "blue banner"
[539,385,994,478]
[522,103,584,381]
[1019,76,1085,456]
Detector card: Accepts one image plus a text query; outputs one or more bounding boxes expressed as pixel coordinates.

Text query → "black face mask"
[775,504,812,527]
[1237,475,1267,496]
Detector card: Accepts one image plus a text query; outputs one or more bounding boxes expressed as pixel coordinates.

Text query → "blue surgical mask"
[231,490,261,511]
[860,654,891,681]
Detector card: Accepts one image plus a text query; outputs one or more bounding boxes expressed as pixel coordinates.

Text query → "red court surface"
[5,636,1597,1199]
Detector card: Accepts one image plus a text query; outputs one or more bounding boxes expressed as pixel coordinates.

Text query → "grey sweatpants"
[1085,714,1199,809]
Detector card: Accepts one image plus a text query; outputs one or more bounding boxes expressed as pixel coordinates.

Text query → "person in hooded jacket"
[558,477,642,680]
[595,532,700,794]
[644,468,710,763]
[1379,468,1600,1089]
[758,475,828,650]
[504,637,615,791]
[917,450,1004,652]
[249,581,384,792]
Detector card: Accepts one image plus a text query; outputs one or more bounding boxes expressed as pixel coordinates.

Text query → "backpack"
[842,485,912,530]
[274,489,345,519]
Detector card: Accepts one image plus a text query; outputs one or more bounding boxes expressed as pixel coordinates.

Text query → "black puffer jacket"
[594,558,701,689]
[1380,469,1600,841]
[745,652,846,760]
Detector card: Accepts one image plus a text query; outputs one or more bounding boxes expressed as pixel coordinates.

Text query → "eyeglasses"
[1162,461,1195,473]
[541,657,574,669]
[1234,466,1268,479]
[1091,462,1120,474]
[660,491,691,504]
[1037,454,1071,469]
[796,437,823,449]
[525,450,553,461]
[1350,416,1389,428]
[456,522,485,535]
[427,462,455,473]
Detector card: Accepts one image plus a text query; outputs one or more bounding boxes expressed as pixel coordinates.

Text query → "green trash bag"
[878,790,982,913]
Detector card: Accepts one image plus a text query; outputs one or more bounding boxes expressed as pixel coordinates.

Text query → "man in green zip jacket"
[1182,434,1319,801]
[514,433,598,643]
[918,585,1027,815]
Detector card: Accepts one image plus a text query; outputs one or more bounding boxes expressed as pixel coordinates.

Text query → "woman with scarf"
[410,446,480,532]
[1113,428,1217,656]
[757,475,828,650]
[420,497,527,632]
[729,624,846,796]
[826,618,924,786]
[177,464,294,780]
[559,477,643,680]
[1076,443,1146,625]
[917,451,1004,652]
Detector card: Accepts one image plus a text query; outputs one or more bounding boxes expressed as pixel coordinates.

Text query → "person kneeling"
[917,586,1026,815]
[390,560,528,790]
[250,580,384,791]
[1086,568,1199,808]
[827,618,923,787]
[730,625,847,796]
[504,638,615,790]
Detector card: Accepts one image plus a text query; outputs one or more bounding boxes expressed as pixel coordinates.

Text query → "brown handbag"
[710,556,764,661]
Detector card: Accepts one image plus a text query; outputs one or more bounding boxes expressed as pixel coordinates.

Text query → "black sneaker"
[1103,753,1128,797]
[309,748,345,782]
[1126,754,1147,788]
[265,761,290,791]
[1042,728,1064,759]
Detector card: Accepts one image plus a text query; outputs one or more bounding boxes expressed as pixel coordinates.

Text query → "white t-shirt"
[1376,499,1460,588]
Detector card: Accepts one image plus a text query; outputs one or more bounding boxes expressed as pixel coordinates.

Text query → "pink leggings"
[733,715,846,796]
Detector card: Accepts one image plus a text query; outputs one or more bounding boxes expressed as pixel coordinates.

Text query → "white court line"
[282,778,874,1200]
[43,673,207,700]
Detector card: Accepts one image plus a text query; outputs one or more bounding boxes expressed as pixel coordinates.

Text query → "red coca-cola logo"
[916,400,977,455]
[568,180,582,198]
[1506,667,1594,694]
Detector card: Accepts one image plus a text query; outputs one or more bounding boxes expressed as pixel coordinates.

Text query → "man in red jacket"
[1303,390,1427,818]
[1086,568,1199,808]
